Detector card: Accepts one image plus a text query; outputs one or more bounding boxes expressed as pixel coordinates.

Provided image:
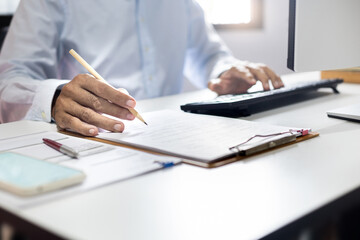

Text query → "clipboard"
[59,130,319,168]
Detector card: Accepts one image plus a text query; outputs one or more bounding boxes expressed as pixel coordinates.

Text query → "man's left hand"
[208,62,284,95]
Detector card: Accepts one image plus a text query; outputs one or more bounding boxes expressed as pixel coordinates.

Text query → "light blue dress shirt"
[0,0,236,123]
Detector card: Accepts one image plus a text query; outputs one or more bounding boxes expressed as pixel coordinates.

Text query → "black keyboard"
[180,78,343,117]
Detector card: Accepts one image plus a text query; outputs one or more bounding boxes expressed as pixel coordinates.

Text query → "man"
[0,0,283,136]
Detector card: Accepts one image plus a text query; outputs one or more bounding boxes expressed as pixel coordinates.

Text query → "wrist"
[51,84,65,122]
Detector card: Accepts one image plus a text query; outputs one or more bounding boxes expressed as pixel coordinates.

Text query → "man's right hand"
[52,74,136,136]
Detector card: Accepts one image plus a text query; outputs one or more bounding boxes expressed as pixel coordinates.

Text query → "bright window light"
[196,0,252,25]
[0,0,20,14]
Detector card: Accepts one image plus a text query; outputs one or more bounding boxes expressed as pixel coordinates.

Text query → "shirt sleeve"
[0,0,69,123]
[183,0,238,88]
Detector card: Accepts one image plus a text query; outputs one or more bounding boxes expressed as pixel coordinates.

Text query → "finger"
[261,66,284,89]
[209,77,253,95]
[118,88,130,95]
[65,100,126,133]
[246,66,271,91]
[73,74,136,109]
[209,78,243,95]
[70,87,135,121]
[214,68,257,94]
[222,67,256,85]
[55,110,99,136]
[208,78,226,95]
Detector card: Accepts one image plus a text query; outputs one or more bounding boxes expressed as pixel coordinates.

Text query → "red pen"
[42,138,79,158]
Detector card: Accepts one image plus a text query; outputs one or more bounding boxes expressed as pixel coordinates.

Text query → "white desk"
[1,72,360,240]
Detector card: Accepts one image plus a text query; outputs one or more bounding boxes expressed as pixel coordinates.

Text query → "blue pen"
[155,161,175,169]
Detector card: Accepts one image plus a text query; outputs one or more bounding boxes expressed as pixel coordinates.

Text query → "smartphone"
[0,152,86,197]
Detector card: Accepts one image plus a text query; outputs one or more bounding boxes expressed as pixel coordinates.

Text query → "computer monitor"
[287,0,360,72]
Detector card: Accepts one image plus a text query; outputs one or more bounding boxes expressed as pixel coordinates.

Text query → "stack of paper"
[98,110,311,164]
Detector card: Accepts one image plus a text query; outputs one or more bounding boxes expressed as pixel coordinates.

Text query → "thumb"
[208,78,225,95]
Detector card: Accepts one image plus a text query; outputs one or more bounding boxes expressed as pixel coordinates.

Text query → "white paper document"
[0,131,181,208]
[98,110,309,163]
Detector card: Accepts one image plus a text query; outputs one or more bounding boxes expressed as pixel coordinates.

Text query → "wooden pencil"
[69,49,147,125]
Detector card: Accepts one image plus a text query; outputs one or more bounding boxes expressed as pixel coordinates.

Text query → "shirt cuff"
[25,79,70,122]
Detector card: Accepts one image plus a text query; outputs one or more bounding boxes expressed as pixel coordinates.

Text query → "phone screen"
[0,152,85,196]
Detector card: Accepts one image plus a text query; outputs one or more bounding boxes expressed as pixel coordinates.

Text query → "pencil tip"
[144,122,148,126]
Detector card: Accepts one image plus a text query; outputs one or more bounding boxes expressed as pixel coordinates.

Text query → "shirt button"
[149,75,153,81]
[41,111,47,121]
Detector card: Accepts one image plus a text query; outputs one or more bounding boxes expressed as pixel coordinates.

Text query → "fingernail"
[114,124,122,132]
[127,114,135,120]
[89,128,95,135]
[274,82,278,87]
[126,100,136,108]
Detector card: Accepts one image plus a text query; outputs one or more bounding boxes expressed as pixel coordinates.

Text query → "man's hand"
[208,62,284,95]
[52,74,136,136]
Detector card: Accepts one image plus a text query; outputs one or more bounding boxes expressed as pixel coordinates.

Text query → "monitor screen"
[287,0,360,72]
